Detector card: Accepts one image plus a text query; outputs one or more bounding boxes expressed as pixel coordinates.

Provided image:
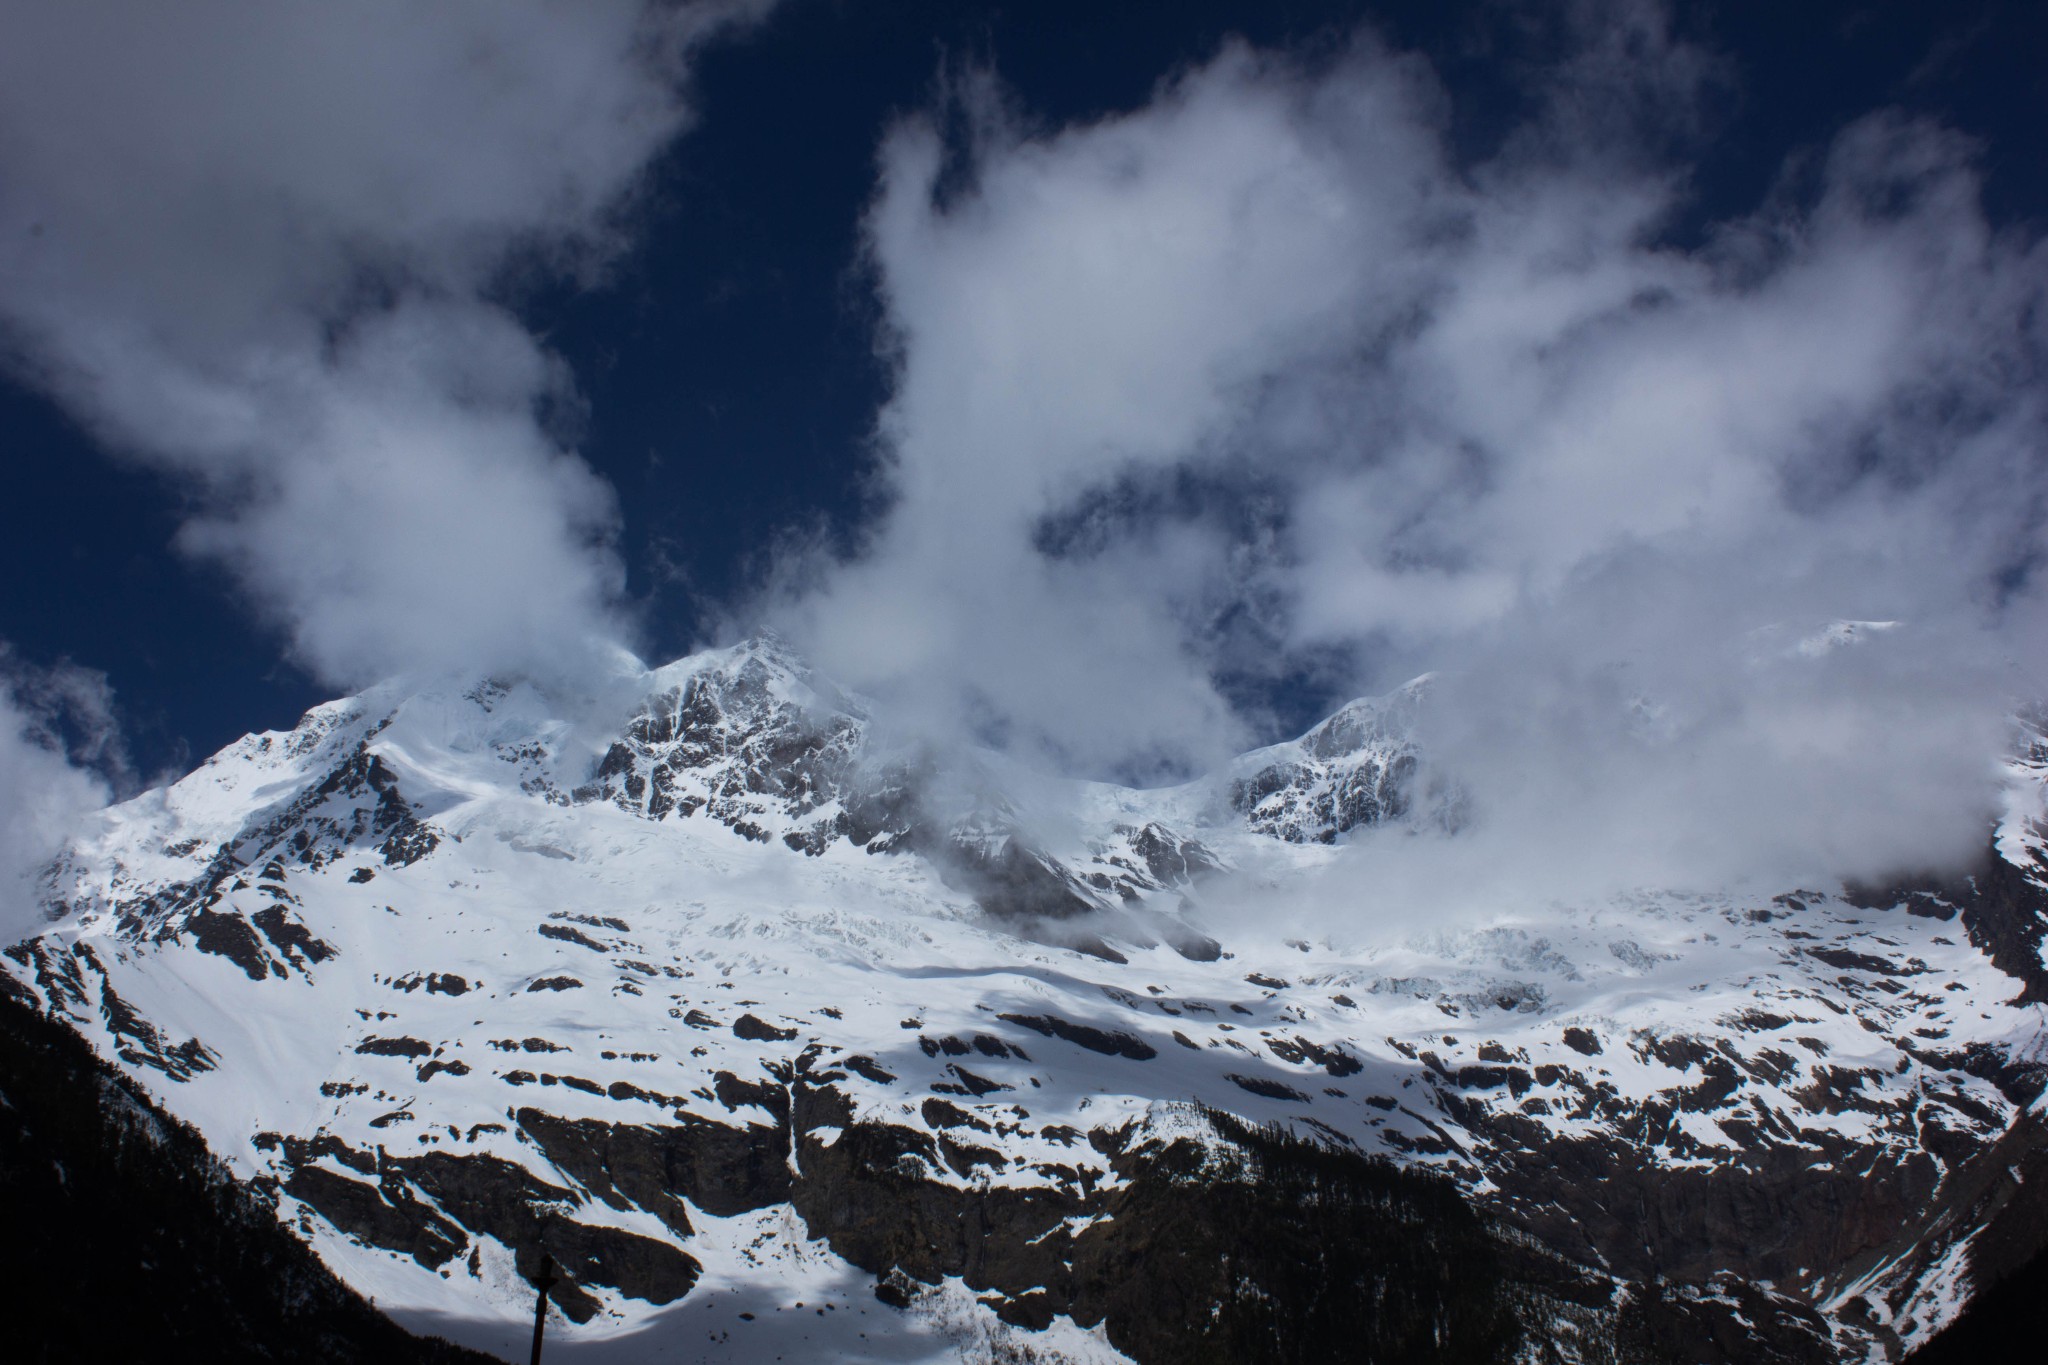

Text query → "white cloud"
[772,4,2048,889]
[0,0,771,687]
[0,651,124,942]
[776,37,1457,772]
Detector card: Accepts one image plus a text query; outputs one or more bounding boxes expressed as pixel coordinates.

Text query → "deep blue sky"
[4,0,2044,782]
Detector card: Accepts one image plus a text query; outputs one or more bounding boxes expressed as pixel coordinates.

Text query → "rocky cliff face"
[7,636,2048,1362]
[1227,679,1441,843]
[564,643,1228,930]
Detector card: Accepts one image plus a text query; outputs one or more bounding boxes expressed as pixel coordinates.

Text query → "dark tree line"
[0,986,493,1364]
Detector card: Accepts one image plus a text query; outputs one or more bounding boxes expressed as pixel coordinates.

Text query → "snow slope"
[8,637,2048,1362]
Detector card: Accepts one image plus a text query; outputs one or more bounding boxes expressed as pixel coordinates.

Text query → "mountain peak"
[11,646,2048,1361]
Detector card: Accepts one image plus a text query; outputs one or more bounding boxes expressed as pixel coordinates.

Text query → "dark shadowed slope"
[0,985,497,1365]
[1906,1240,2048,1363]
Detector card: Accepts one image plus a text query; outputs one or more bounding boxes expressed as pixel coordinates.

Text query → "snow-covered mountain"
[7,636,2048,1363]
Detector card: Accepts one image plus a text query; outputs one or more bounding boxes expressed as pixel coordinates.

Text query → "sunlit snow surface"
[9,639,2047,1362]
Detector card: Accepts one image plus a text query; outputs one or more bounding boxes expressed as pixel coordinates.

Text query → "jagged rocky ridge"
[5,636,2048,1362]
[569,647,1230,940]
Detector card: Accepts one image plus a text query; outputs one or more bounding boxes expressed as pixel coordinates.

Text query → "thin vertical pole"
[529,1252,558,1365]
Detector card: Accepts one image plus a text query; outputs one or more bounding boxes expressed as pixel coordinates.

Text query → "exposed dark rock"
[515,1109,791,1226]
[1844,843,2048,1004]
[97,973,217,1081]
[534,1226,689,1318]
[921,1098,991,1132]
[182,909,276,981]
[1165,928,1224,961]
[1912,1041,2048,1107]
[354,1036,433,1059]
[1807,947,1920,976]
[564,640,1246,926]
[946,1066,1011,1097]
[713,1070,791,1124]
[733,1013,799,1042]
[793,1105,1534,1364]
[357,1148,700,1316]
[997,1013,1156,1060]
[250,905,337,968]
[948,838,1100,921]
[493,1037,564,1053]
[1068,1112,1535,1363]
[843,1054,897,1084]
[790,1119,1081,1297]
[1231,699,1421,844]
[1228,1074,1311,1102]
[1063,934,1130,964]
[555,913,630,931]
[1127,823,1221,884]
[577,648,865,844]
[603,1079,685,1107]
[284,1165,466,1269]
[537,922,605,951]
[1264,1035,1363,1076]
[1615,1276,1838,1364]
[1470,1098,1954,1295]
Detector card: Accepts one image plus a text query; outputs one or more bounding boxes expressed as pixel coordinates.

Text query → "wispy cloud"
[0,0,771,688]
[0,649,125,938]
[770,2,2048,887]
[0,1,772,931]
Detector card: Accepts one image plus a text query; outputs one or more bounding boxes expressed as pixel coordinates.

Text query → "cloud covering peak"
[3,2,2043,922]
[769,7,2048,888]
[0,0,774,933]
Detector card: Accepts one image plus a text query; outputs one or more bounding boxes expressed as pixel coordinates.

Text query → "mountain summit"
[7,638,2048,1362]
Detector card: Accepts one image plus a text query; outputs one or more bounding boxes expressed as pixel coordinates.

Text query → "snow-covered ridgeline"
[6,636,2047,1362]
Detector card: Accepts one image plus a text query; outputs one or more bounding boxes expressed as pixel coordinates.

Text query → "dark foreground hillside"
[1905,1241,2048,1362]
[0,984,495,1365]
